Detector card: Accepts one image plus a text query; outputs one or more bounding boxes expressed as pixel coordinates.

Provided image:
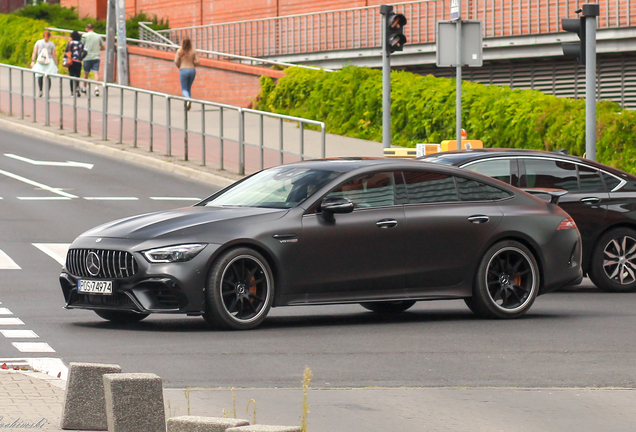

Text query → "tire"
[94,310,149,324]
[466,240,539,319]
[588,228,636,292]
[360,301,416,313]
[203,247,274,330]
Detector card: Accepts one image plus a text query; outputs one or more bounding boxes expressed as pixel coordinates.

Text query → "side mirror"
[321,197,354,214]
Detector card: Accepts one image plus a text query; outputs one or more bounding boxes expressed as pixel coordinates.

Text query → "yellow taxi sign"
[440,140,484,152]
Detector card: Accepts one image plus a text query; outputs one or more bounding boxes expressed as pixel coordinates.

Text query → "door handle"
[468,215,490,224]
[581,197,601,204]
[376,219,398,229]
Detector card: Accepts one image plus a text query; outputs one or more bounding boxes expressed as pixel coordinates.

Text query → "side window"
[402,171,458,204]
[602,172,622,191]
[325,171,396,208]
[463,159,512,184]
[578,165,605,192]
[455,177,512,201]
[523,159,578,190]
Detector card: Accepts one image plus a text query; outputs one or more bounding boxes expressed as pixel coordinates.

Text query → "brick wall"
[126,46,285,107]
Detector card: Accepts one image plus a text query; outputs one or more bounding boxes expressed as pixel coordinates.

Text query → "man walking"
[81,23,104,96]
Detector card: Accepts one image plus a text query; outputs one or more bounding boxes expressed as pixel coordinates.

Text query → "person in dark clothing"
[65,31,85,96]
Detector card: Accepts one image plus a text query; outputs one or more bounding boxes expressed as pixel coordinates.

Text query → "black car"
[59,158,582,329]
[421,148,636,292]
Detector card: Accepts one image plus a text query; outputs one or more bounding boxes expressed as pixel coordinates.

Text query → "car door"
[297,171,407,301]
[400,170,505,294]
[519,157,609,245]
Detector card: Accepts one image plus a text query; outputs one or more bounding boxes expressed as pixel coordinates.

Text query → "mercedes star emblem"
[86,252,101,277]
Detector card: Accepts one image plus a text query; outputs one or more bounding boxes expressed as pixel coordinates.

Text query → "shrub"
[257,66,636,174]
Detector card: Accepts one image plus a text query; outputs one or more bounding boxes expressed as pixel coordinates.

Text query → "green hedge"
[0,14,62,67]
[256,66,636,174]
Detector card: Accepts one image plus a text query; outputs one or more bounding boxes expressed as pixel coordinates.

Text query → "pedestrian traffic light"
[561,12,585,65]
[385,11,407,53]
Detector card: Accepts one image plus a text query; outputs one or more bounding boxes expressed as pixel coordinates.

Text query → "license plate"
[78,280,113,295]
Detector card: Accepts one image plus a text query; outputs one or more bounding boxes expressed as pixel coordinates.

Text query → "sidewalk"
[2,370,636,432]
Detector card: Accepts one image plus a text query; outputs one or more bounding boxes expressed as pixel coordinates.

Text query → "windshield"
[201,167,341,209]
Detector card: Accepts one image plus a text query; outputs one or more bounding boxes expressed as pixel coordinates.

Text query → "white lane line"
[17,197,72,200]
[84,197,139,200]
[0,330,38,338]
[150,197,201,201]
[33,243,71,266]
[4,153,93,169]
[12,342,55,353]
[0,308,12,315]
[0,318,24,325]
[0,168,78,198]
[0,250,21,270]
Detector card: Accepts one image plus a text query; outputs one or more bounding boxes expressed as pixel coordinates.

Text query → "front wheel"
[360,301,416,313]
[203,248,274,330]
[94,310,149,324]
[466,241,539,319]
[589,228,636,292]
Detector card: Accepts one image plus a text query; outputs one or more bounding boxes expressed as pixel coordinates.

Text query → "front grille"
[66,249,139,278]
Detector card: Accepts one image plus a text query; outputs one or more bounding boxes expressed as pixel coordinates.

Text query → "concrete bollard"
[225,426,301,432]
[103,372,166,432]
[60,362,122,430]
[167,416,250,432]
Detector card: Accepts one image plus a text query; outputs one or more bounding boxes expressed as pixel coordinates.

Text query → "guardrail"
[0,63,326,176]
[150,0,635,58]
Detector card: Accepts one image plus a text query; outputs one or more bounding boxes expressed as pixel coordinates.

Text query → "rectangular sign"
[450,0,459,20]
[436,20,483,67]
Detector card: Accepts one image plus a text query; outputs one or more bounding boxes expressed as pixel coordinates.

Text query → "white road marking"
[84,197,139,200]
[150,197,201,201]
[17,196,72,200]
[11,342,55,353]
[0,318,24,325]
[0,330,38,338]
[0,250,21,269]
[0,308,12,315]
[0,358,68,381]
[0,168,78,198]
[33,243,71,266]
[5,153,93,169]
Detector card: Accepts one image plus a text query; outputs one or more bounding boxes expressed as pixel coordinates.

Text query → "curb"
[0,115,238,188]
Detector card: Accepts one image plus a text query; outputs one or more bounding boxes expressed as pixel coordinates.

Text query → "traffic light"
[561,14,586,65]
[385,10,407,53]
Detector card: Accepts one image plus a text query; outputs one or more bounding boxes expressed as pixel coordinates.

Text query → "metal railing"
[149,0,635,58]
[0,63,326,176]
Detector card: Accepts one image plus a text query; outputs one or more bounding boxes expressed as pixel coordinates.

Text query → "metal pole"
[239,109,245,175]
[166,96,172,156]
[381,7,391,149]
[584,4,599,161]
[102,84,108,140]
[456,0,463,149]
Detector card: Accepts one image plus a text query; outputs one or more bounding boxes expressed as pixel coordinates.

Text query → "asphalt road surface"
[1,126,635,390]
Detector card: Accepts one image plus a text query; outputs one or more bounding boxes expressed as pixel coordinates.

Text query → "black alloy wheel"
[204,248,274,330]
[589,228,636,292]
[360,301,416,313]
[465,240,539,319]
[94,310,149,324]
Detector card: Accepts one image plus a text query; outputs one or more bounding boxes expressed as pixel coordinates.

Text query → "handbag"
[37,46,51,65]
[63,49,73,67]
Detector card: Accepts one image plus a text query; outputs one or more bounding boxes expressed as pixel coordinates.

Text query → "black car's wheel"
[589,228,636,292]
[204,248,274,330]
[466,241,539,319]
[360,301,416,313]
[94,310,149,324]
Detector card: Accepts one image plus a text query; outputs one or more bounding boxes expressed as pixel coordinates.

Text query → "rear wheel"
[203,248,274,330]
[466,241,539,319]
[360,301,416,313]
[589,228,636,292]
[94,310,149,324]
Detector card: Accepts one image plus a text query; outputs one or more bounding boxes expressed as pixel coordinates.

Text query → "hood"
[80,206,288,240]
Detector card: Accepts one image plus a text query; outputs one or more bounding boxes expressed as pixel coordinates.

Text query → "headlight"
[142,244,207,263]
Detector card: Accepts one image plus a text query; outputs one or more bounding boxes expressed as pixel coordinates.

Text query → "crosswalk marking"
[33,243,71,266]
[150,197,201,201]
[0,308,12,315]
[0,318,24,325]
[12,342,55,353]
[0,250,21,269]
[0,330,38,338]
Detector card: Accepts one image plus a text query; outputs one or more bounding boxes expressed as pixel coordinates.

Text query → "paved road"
[1,125,636,393]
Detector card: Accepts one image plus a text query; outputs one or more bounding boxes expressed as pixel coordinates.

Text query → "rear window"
[455,177,512,201]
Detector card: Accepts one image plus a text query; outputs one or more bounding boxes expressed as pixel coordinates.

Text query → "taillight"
[557,217,577,230]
